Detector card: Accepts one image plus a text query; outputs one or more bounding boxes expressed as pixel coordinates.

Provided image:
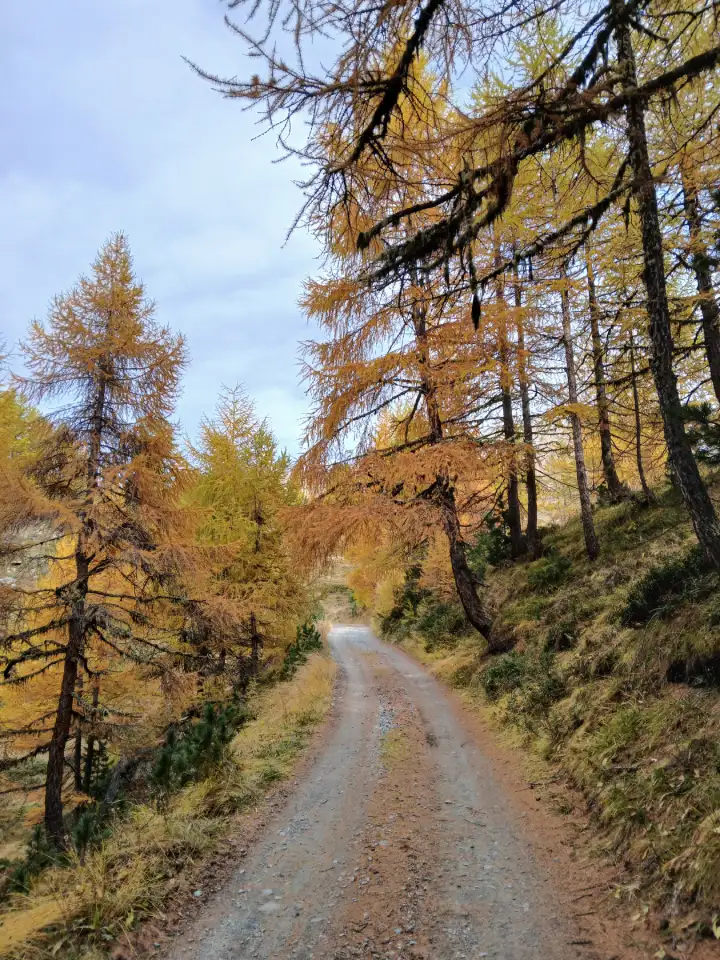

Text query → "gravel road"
[166,624,596,960]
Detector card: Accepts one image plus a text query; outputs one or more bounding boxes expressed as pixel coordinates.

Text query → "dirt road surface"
[166,625,606,960]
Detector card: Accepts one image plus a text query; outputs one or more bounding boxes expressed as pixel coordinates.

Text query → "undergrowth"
[0,653,336,959]
[381,481,720,935]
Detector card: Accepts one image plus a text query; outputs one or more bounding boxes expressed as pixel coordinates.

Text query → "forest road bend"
[165,625,591,960]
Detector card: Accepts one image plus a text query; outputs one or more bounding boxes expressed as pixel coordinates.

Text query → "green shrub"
[7,825,63,895]
[482,650,527,700]
[379,565,432,639]
[526,552,572,593]
[482,648,566,724]
[467,510,513,580]
[621,546,717,626]
[151,702,245,796]
[281,621,324,678]
[415,599,467,650]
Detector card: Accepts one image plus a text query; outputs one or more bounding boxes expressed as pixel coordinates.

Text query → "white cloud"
[0,0,320,455]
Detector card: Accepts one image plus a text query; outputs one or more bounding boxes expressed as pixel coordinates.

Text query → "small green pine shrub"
[481,648,566,726]
[415,599,467,650]
[482,650,527,700]
[71,805,111,860]
[281,621,323,678]
[7,826,62,895]
[621,546,717,626]
[467,511,513,580]
[151,702,245,796]
[526,552,572,593]
[379,565,432,639]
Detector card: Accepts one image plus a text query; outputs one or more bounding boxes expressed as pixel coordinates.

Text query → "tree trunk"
[45,553,89,845]
[250,612,261,677]
[561,279,600,560]
[437,479,494,640]
[495,263,525,559]
[679,156,720,405]
[46,355,108,843]
[585,244,626,501]
[73,673,83,791]
[83,684,99,793]
[410,301,497,643]
[614,7,720,568]
[629,330,655,503]
[513,263,540,557]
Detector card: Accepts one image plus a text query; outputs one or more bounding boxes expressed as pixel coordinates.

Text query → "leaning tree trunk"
[512,263,540,557]
[561,278,600,560]
[628,330,655,504]
[410,301,497,644]
[495,263,525,559]
[585,244,626,501]
[437,479,494,638]
[614,7,720,568]
[680,156,720,406]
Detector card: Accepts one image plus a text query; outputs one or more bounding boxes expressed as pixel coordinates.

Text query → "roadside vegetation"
[0,650,335,958]
[368,484,720,938]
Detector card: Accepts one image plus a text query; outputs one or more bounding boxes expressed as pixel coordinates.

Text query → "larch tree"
[189,386,306,681]
[0,233,197,846]
[197,0,720,567]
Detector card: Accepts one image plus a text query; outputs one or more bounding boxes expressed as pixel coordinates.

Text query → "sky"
[0,0,320,456]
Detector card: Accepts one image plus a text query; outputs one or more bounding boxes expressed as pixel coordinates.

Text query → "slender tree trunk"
[73,734,83,792]
[83,684,99,793]
[561,277,600,560]
[437,479,494,638]
[628,330,655,503]
[585,244,626,501]
[250,612,261,677]
[679,156,720,405]
[73,672,83,791]
[494,260,525,559]
[45,550,89,845]
[614,7,720,568]
[45,358,108,844]
[410,301,497,644]
[512,264,540,557]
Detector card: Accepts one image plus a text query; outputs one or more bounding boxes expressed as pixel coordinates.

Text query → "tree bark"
[585,244,626,501]
[437,479,494,639]
[45,357,108,844]
[512,264,540,557]
[629,330,655,503]
[83,684,99,793]
[561,277,600,560]
[249,612,261,677]
[73,672,83,792]
[45,550,89,845]
[614,6,720,568]
[495,263,525,559]
[679,155,720,405]
[410,301,497,643]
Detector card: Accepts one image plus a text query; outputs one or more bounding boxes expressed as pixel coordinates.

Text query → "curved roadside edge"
[387,635,698,960]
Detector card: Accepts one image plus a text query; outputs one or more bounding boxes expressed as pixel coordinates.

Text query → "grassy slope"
[0,652,336,959]
[391,487,720,935]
